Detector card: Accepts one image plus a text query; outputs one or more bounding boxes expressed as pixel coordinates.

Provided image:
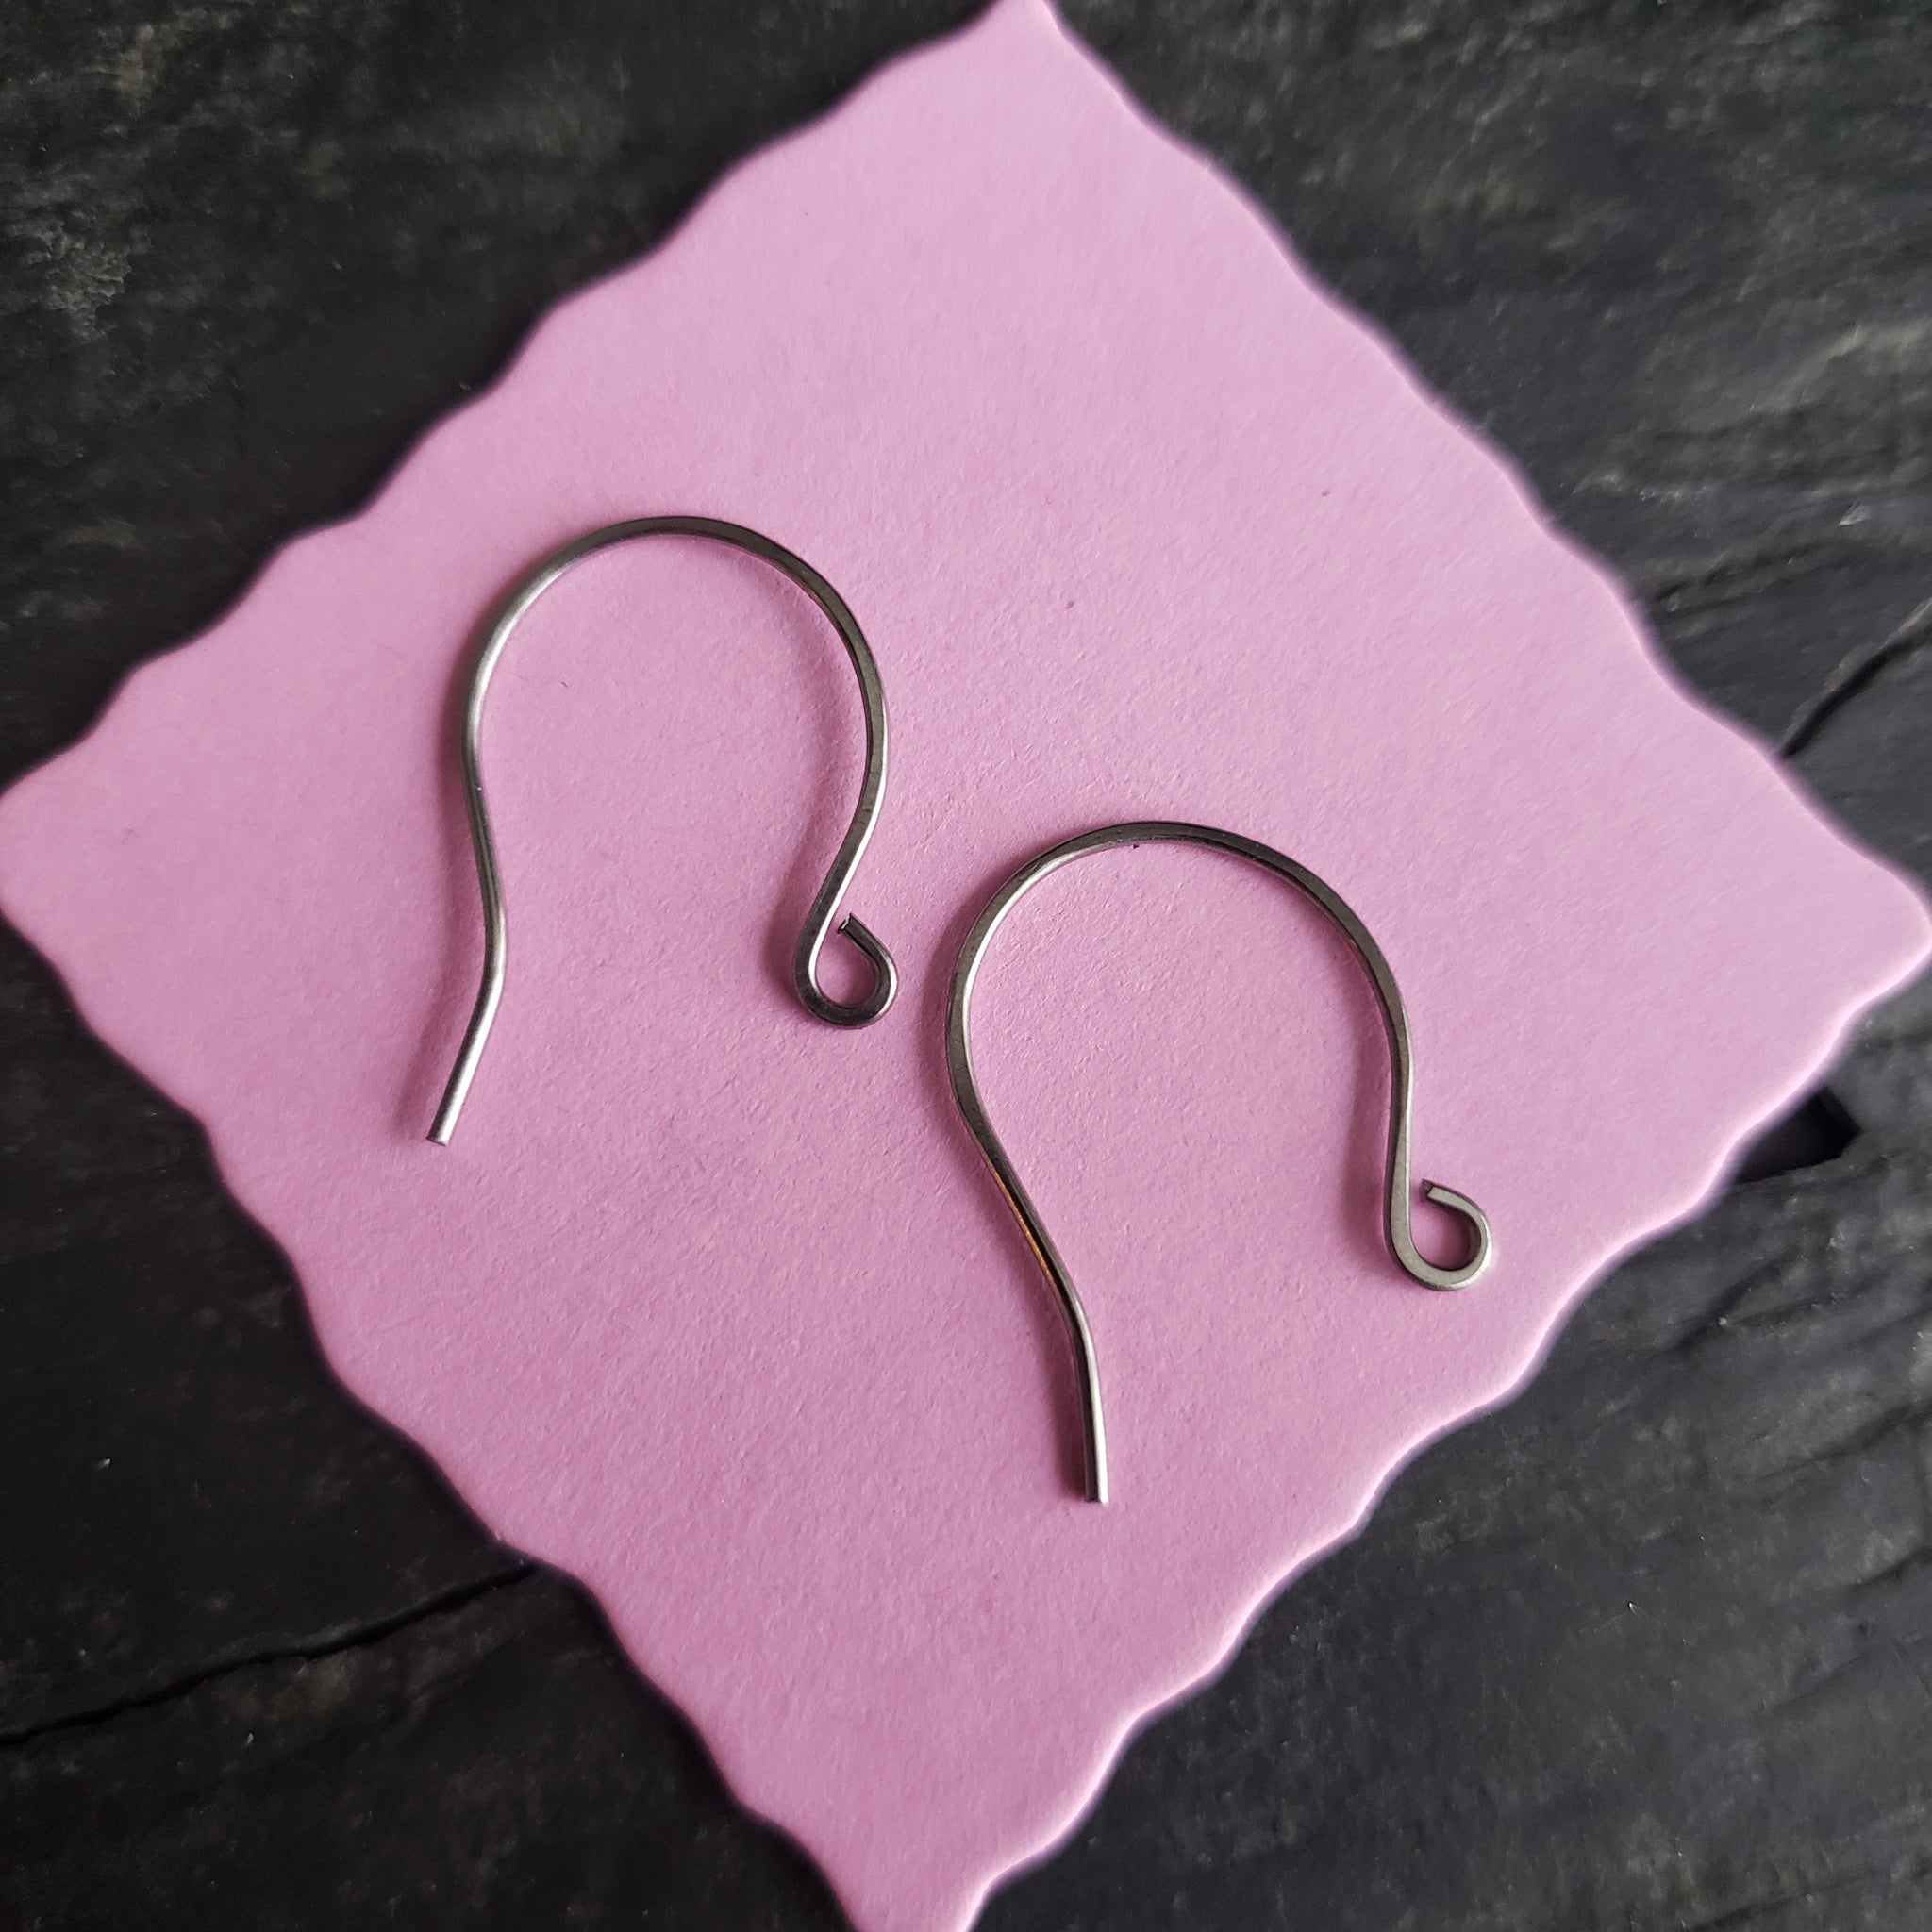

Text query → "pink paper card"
[1,2,1924,1926]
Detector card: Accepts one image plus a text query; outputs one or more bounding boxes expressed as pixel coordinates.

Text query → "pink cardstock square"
[1,3,1925,1925]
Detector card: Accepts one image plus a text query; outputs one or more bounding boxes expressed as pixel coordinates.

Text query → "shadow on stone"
[1729,1087,1858,1186]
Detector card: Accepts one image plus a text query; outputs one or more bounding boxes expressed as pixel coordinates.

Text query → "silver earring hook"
[429,515,897,1145]
[946,821,1492,1504]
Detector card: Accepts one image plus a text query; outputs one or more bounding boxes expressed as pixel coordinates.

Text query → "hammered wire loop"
[430,516,896,1144]
[946,821,1492,1504]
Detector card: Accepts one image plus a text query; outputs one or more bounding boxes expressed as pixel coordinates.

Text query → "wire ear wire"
[430,516,896,1145]
[946,821,1491,1505]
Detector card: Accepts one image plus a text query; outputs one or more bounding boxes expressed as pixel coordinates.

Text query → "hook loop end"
[1399,1181,1492,1291]
[796,914,898,1028]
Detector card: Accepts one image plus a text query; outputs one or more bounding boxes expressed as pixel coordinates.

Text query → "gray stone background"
[2,2,1928,1926]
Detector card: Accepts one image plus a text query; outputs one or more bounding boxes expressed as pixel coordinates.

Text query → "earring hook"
[946,821,1491,1505]
[430,515,897,1144]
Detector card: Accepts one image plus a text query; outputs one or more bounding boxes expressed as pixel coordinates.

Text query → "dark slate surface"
[2,1,1927,1926]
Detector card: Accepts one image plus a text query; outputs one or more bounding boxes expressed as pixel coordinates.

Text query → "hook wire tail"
[428,516,898,1142]
[945,820,1493,1503]
[947,895,1110,1504]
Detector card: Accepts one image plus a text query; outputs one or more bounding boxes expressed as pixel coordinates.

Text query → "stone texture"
[1,1573,848,1931]
[988,1112,1932,1931]
[1,0,1928,1927]
[1074,0,1932,746]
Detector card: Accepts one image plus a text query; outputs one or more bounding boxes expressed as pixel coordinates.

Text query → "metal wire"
[946,821,1492,1504]
[429,516,896,1144]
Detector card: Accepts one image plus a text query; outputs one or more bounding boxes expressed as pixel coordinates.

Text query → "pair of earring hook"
[431,518,1493,1504]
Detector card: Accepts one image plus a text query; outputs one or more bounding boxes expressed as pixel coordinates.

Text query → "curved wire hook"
[946,821,1492,1504]
[430,515,897,1144]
